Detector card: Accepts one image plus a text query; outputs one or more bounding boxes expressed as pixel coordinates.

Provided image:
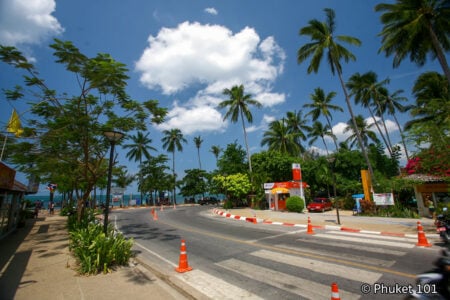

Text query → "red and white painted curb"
[212,209,436,239]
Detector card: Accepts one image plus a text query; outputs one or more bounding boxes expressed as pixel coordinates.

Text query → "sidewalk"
[0,211,188,300]
[0,207,440,300]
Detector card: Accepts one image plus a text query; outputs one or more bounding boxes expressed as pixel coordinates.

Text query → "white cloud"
[204,7,218,15]
[156,103,226,135]
[136,21,286,135]
[0,0,64,46]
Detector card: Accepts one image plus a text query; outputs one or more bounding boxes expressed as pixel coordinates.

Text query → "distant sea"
[25,193,223,209]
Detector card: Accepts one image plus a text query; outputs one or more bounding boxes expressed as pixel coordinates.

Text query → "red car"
[307,198,332,212]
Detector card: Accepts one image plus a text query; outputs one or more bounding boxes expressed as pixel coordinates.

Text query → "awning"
[271,187,289,194]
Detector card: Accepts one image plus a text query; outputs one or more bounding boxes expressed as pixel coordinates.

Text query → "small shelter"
[264,181,308,211]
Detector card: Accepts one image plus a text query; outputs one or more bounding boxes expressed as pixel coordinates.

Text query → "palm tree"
[210,145,222,168]
[377,87,412,161]
[285,110,309,154]
[307,121,333,156]
[218,84,262,176]
[297,8,375,177]
[346,71,394,157]
[123,131,156,205]
[344,115,380,149]
[303,87,343,151]
[376,0,450,85]
[193,135,203,170]
[113,167,135,207]
[261,119,301,156]
[161,128,187,204]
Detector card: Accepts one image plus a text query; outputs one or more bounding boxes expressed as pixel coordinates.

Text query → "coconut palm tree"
[297,8,375,177]
[218,84,262,176]
[307,121,333,156]
[377,87,412,161]
[344,115,380,149]
[193,135,203,170]
[123,131,156,205]
[210,145,222,168]
[303,87,343,151]
[376,0,450,85]
[285,110,309,154]
[261,119,301,156]
[161,128,187,204]
[346,72,394,157]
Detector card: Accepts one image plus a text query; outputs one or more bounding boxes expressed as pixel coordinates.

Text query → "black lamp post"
[103,130,124,234]
[327,156,341,225]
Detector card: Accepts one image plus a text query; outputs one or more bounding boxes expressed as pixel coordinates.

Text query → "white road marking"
[252,249,382,284]
[314,234,415,248]
[217,258,361,300]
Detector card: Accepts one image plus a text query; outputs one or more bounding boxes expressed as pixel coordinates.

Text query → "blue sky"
[0,0,445,195]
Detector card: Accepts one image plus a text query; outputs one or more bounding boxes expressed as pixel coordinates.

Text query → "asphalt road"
[112,206,443,299]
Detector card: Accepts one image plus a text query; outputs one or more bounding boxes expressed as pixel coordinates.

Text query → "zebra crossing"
[174,229,430,300]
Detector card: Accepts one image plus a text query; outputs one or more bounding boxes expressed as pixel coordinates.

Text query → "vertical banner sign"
[292,163,302,181]
[360,170,372,202]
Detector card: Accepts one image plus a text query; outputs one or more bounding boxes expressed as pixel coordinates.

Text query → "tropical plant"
[210,145,222,168]
[218,84,262,176]
[303,87,343,151]
[285,110,309,154]
[261,119,301,156]
[307,121,333,156]
[216,141,248,175]
[286,196,305,213]
[376,0,450,85]
[297,8,375,177]
[344,115,380,149]
[161,128,187,204]
[193,135,203,170]
[123,131,156,205]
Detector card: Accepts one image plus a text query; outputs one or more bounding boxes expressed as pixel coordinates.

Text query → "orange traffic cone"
[331,282,341,300]
[175,240,193,273]
[416,221,432,247]
[307,217,315,234]
[153,210,158,221]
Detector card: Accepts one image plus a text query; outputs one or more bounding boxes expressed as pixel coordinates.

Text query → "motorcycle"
[407,250,450,299]
[435,208,450,244]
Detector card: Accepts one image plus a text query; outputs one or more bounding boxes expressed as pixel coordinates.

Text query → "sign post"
[292,163,304,200]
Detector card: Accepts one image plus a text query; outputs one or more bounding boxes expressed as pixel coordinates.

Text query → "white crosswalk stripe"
[251,249,382,283]
[216,258,361,299]
[332,231,417,242]
[276,244,397,267]
[314,233,415,248]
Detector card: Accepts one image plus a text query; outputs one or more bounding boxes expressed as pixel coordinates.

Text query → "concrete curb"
[212,209,440,239]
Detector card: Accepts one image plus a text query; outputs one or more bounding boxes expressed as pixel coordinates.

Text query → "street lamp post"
[103,130,124,234]
[327,156,341,225]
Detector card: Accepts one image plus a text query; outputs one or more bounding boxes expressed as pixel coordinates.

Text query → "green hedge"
[286,196,304,213]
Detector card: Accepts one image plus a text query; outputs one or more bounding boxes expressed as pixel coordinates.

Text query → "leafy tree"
[0,40,150,221]
[297,8,375,177]
[216,141,247,175]
[376,0,450,85]
[179,169,208,198]
[303,87,343,151]
[251,151,299,183]
[212,173,252,204]
[218,85,262,176]
[161,128,187,204]
[140,154,170,205]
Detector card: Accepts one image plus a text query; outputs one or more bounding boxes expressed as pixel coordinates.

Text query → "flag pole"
[0,134,8,162]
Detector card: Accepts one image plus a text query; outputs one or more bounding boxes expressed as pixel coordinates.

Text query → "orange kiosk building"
[264,181,308,211]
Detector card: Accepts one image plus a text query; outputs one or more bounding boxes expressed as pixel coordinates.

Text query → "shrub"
[68,210,133,275]
[286,196,304,213]
[223,199,233,209]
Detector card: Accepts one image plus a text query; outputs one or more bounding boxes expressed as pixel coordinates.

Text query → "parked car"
[198,197,219,205]
[307,197,332,212]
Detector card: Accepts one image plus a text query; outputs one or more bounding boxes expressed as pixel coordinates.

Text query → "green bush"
[68,210,133,275]
[286,196,304,213]
[223,199,233,209]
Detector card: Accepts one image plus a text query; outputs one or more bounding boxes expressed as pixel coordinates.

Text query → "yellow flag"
[7,109,23,137]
